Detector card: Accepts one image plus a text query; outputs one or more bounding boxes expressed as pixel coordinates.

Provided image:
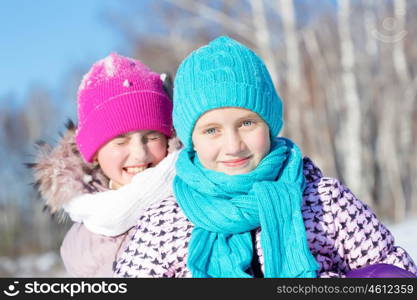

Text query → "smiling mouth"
[220,156,252,168]
[123,163,152,175]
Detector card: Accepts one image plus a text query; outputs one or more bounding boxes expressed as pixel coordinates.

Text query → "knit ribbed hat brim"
[76,90,172,162]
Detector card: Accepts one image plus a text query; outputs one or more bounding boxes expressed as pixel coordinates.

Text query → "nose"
[128,136,148,162]
[224,129,245,155]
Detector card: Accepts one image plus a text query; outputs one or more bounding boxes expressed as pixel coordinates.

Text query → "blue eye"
[242,120,253,127]
[204,128,217,135]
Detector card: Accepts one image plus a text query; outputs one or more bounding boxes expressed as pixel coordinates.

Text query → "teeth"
[125,166,147,174]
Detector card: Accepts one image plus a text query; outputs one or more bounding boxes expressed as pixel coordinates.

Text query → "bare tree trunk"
[359,0,380,208]
[337,0,363,198]
[163,0,252,38]
[392,0,409,83]
[375,91,407,221]
[364,0,378,59]
[302,28,339,177]
[403,76,417,217]
[392,0,409,221]
[274,0,304,144]
[248,0,279,85]
[277,0,301,90]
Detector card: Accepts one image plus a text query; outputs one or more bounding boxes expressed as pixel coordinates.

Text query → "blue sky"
[0,0,127,102]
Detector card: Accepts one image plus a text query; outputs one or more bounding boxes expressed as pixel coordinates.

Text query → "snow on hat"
[75,53,173,162]
[173,36,283,149]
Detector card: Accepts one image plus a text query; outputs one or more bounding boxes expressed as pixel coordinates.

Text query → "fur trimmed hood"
[30,120,182,219]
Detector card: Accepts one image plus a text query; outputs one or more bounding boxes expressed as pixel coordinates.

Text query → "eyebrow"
[235,113,261,122]
[195,113,261,130]
[195,122,220,130]
[114,134,129,139]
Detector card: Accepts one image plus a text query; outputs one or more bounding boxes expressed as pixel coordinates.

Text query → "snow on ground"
[0,251,68,277]
[385,217,417,263]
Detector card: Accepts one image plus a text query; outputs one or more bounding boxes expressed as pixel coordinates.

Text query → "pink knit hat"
[75,53,173,162]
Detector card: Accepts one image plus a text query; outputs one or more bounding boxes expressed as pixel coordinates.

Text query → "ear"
[160,72,173,100]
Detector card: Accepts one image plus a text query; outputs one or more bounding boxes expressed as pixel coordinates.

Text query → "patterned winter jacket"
[114,157,417,278]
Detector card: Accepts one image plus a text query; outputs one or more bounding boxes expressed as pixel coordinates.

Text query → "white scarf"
[63,150,180,236]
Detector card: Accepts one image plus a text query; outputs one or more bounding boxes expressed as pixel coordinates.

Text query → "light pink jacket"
[61,223,135,277]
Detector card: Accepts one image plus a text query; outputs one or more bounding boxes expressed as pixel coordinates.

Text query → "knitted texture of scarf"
[174,137,319,278]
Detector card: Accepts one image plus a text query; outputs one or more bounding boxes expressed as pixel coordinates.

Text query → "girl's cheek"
[97,144,121,163]
[149,140,169,165]
[249,128,271,159]
[194,139,220,168]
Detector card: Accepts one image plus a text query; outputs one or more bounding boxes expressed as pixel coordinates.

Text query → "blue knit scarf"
[174,137,319,278]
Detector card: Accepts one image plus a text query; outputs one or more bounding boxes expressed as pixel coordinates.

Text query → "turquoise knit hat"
[173,36,283,148]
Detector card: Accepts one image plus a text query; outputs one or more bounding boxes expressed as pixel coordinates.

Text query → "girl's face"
[96,130,168,188]
[192,107,271,175]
